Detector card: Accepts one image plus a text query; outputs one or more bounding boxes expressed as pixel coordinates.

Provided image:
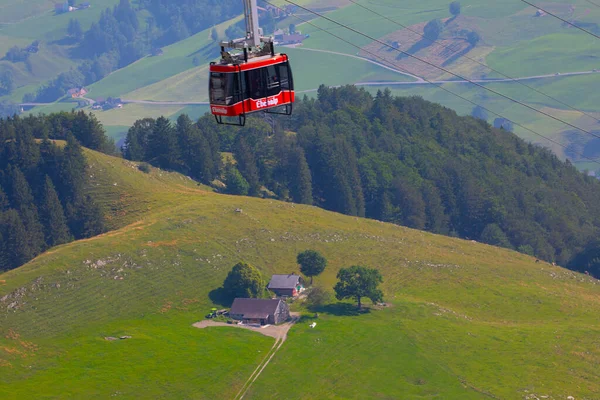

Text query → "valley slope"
[1,148,599,399]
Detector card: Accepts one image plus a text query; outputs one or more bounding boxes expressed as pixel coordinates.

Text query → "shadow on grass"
[309,302,370,317]
[208,287,233,308]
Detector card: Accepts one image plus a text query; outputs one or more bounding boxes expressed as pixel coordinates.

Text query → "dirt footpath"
[192,312,300,340]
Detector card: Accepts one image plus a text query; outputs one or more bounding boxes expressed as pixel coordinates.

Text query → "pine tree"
[0,185,8,211]
[234,136,260,196]
[287,146,312,204]
[1,209,32,269]
[40,175,71,247]
[6,165,34,209]
[59,134,86,204]
[123,118,155,161]
[224,164,249,195]
[147,116,180,169]
[175,114,211,179]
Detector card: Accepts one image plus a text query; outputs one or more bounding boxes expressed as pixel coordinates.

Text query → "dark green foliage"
[334,265,383,308]
[224,164,249,195]
[40,175,71,247]
[176,115,215,182]
[138,0,241,46]
[222,262,264,300]
[234,136,260,196]
[0,113,106,271]
[0,209,31,270]
[297,250,327,285]
[147,116,180,169]
[289,23,296,34]
[568,243,600,278]
[467,31,480,46]
[423,19,443,41]
[493,118,514,132]
[480,223,511,249]
[287,146,312,204]
[138,162,151,173]
[123,86,600,271]
[67,18,84,41]
[123,115,217,184]
[449,1,461,16]
[305,285,332,309]
[123,118,155,161]
[211,27,218,42]
[472,105,488,121]
[4,46,29,63]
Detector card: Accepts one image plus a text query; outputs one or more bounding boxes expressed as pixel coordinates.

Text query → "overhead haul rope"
[279,0,600,142]
[262,0,600,166]
[347,0,600,128]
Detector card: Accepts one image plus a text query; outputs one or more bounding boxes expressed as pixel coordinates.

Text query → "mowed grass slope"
[1,148,600,398]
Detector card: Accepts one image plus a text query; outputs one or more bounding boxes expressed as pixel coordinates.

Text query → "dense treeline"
[0,113,106,271]
[124,86,600,270]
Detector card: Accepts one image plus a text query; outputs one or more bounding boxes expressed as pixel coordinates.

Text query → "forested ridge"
[124,86,600,271]
[0,112,108,271]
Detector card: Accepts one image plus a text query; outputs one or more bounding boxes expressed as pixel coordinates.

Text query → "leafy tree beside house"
[297,249,327,285]
[449,1,461,17]
[334,265,383,309]
[222,262,265,300]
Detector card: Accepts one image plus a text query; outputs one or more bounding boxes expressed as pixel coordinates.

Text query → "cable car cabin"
[209,54,294,126]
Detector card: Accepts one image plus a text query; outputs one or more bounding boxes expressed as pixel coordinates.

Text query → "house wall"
[272,288,295,297]
[271,301,290,324]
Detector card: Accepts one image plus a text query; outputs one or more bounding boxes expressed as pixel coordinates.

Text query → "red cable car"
[209,0,295,126]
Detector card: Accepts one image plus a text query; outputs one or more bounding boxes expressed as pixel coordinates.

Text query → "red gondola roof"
[210,54,288,73]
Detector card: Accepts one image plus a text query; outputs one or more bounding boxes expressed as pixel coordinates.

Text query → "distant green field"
[0,0,120,40]
[2,148,600,398]
[487,32,600,77]
[87,15,242,100]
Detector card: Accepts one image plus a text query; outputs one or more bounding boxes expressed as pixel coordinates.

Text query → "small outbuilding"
[229,298,290,325]
[267,273,304,297]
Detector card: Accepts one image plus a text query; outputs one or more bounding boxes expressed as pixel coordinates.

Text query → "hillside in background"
[1,145,600,399]
[122,86,600,271]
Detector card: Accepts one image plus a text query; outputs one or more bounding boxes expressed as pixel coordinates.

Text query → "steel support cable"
[263,0,600,166]
[278,0,600,143]
[347,0,600,127]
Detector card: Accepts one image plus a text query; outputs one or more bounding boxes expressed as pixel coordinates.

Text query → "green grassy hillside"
[1,148,600,399]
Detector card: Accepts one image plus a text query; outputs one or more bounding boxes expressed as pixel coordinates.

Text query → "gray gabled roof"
[230,298,282,317]
[267,274,301,290]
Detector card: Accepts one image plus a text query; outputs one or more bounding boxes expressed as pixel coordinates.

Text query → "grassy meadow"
[1,148,600,399]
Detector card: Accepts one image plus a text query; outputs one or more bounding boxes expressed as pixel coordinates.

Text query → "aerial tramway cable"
[520,0,600,41]
[278,0,600,143]
[262,0,600,166]
[346,0,600,128]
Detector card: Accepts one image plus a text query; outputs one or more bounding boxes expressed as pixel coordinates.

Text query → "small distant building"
[267,273,303,297]
[229,298,290,325]
[67,87,88,98]
[152,47,164,56]
[535,9,546,17]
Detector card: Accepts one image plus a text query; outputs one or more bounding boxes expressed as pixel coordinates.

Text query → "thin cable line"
[347,0,600,127]
[279,0,600,142]
[262,0,600,166]
[520,0,600,40]
[584,0,600,8]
